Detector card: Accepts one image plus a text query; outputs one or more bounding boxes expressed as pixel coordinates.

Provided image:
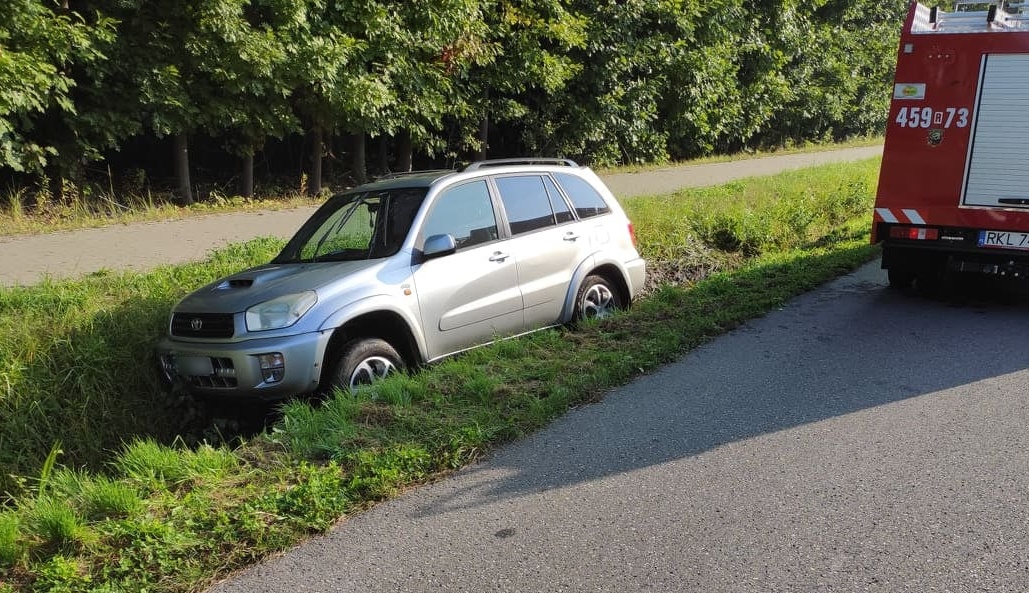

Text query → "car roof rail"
[462,157,579,171]
[376,169,455,181]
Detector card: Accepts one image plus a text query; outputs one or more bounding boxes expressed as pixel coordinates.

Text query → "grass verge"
[0,157,881,592]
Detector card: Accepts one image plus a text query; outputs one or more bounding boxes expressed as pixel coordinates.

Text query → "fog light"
[257,352,285,383]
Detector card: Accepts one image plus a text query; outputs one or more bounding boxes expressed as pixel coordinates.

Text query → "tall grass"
[0,157,882,592]
[625,159,880,287]
[0,238,285,497]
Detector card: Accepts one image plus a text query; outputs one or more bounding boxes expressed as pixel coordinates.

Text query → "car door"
[411,179,524,360]
[493,174,591,329]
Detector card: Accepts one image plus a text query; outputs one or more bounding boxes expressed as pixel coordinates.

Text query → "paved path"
[0,146,882,286]
[210,262,1029,593]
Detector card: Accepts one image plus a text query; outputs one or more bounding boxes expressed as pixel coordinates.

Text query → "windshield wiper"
[309,198,367,261]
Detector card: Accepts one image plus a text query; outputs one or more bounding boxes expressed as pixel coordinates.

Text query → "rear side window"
[495,175,559,235]
[554,173,611,219]
[543,176,574,224]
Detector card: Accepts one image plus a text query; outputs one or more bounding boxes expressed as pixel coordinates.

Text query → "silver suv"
[156,158,646,400]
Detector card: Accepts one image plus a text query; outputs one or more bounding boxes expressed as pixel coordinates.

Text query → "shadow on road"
[405,262,1029,518]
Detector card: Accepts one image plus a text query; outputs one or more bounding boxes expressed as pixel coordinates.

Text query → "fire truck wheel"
[915,267,947,297]
[887,267,915,290]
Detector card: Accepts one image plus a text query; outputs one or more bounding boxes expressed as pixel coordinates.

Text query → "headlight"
[245,291,317,332]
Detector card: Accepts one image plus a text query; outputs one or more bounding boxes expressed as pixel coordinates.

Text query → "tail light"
[628,222,637,247]
[889,225,939,240]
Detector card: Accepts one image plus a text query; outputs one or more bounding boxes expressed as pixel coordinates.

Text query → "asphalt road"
[210,263,1029,593]
[0,146,882,286]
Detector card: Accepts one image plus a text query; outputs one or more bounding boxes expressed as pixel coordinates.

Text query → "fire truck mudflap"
[873,0,1029,289]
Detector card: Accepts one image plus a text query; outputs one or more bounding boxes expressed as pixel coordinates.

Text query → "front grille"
[171,313,235,338]
[184,357,237,388]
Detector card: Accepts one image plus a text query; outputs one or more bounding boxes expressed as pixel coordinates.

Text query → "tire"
[887,267,915,290]
[574,274,623,321]
[911,254,952,298]
[328,338,403,393]
[915,267,950,298]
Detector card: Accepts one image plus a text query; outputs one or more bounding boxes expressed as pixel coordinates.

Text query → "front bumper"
[156,330,331,400]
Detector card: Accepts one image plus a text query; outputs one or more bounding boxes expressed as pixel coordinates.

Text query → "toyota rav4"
[156,158,646,401]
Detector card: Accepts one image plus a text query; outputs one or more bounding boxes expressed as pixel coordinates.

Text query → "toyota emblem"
[190,318,203,331]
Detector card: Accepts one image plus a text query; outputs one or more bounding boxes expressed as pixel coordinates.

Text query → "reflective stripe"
[876,208,899,223]
[902,209,926,224]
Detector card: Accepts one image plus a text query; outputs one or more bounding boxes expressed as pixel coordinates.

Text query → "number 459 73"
[895,106,969,129]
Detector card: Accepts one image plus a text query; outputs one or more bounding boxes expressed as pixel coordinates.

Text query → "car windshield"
[275,188,428,263]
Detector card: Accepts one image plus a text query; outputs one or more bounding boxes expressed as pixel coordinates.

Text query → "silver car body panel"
[411,241,524,361]
[156,161,646,399]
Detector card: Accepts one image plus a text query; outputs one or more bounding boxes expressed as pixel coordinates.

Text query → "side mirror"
[423,234,457,258]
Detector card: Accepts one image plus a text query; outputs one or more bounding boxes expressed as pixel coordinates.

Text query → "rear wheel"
[574,274,623,320]
[328,338,403,393]
[887,267,915,290]
[915,253,949,295]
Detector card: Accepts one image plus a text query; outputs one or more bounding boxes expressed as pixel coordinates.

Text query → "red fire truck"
[873,0,1029,290]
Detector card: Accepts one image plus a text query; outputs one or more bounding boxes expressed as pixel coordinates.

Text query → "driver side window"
[422,181,498,249]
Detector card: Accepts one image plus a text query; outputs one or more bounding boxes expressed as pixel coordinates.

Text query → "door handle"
[489,251,510,262]
[563,232,580,241]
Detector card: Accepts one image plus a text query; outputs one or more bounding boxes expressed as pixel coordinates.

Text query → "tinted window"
[422,181,498,249]
[554,173,611,219]
[495,176,558,235]
[543,176,574,224]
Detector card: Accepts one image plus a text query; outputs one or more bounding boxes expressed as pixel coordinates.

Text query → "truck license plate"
[978,230,1029,250]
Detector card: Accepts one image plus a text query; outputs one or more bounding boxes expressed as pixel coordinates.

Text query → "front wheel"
[328,338,403,393]
[574,274,623,321]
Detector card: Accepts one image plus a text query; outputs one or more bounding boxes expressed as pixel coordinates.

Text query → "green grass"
[0,238,285,497]
[0,156,882,592]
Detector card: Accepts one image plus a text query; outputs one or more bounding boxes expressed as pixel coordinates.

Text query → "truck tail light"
[889,226,939,241]
[628,222,637,247]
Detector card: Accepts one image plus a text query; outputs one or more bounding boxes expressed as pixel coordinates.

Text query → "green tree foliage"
[0,0,114,175]
[541,0,685,164]
[85,0,304,201]
[777,0,907,141]
[0,0,905,189]
[375,0,487,164]
[449,0,586,158]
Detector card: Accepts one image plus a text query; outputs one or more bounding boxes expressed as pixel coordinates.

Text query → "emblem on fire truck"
[893,83,926,100]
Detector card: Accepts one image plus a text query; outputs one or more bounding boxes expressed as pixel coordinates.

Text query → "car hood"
[174,260,383,313]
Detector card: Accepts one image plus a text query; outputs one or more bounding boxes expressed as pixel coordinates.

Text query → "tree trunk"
[174,132,194,205]
[351,133,367,184]
[308,127,323,196]
[241,153,254,197]
[397,129,413,172]
[377,136,389,174]
[46,165,64,204]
